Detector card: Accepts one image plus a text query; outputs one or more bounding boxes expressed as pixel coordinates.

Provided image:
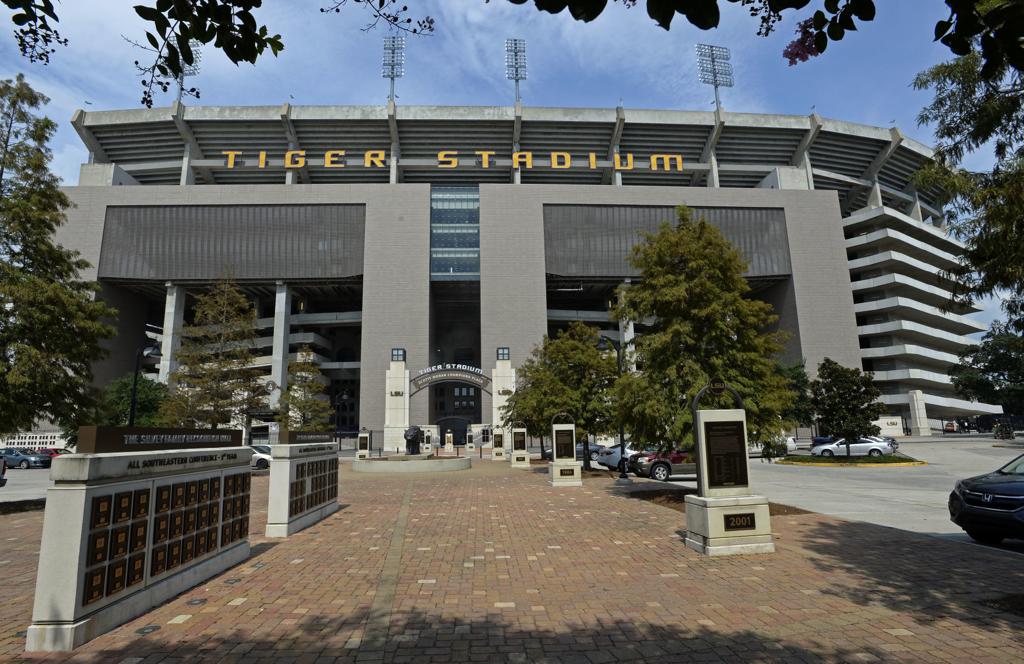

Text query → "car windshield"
[17,449,34,455]
[998,455,1024,475]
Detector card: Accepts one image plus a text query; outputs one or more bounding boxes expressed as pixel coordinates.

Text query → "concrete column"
[389,141,400,184]
[158,282,185,385]
[179,143,196,185]
[908,389,931,436]
[270,282,291,408]
[868,181,883,208]
[908,192,924,221]
[383,358,410,452]
[618,317,636,372]
[801,155,814,190]
[707,153,720,188]
[284,170,297,185]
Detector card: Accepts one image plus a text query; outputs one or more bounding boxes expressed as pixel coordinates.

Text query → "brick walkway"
[2,461,1023,663]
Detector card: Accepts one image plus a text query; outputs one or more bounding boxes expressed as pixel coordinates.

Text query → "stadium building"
[55,101,1001,444]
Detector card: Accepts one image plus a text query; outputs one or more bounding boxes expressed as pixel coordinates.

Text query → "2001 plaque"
[724,512,756,531]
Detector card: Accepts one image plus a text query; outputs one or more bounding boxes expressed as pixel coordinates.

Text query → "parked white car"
[811,438,897,458]
[249,444,272,470]
[596,444,642,470]
[748,436,797,457]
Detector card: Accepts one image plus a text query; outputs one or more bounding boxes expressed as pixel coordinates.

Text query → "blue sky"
[0,0,1002,327]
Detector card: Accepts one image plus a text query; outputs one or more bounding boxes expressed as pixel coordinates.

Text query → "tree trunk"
[582,434,592,471]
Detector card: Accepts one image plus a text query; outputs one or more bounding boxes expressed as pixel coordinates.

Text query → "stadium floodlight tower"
[505,38,527,103]
[696,43,733,111]
[176,39,202,104]
[382,35,406,102]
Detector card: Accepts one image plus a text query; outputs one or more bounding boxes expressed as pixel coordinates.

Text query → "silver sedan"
[811,438,897,458]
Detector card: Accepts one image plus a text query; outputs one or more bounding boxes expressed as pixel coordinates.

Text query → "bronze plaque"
[724,512,756,531]
[150,545,167,576]
[130,520,148,553]
[83,568,105,606]
[704,421,749,489]
[241,495,250,516]
[132,488,150,519]
[113,492,133,524]
[223,498,235,521]
[241,519,250,538]
[210,477,221,499]
[171,483,186,509]
[195,530,207,556]
[207,526,219,549]
[554,429,575,460]
[231,519,242,541]
[198,505,210,529]
[221,523,232,545]
[493,433,503,449]
[167,540,182,569]
[184,508,197,535]
[296,463,306,480]
[170,512,184,539]
[198,478,211,503]
[127,553,145,587]
[90,495,112,530]
[76,426,242,454]
[155,485,171,513]
[512,431,527,451]
[87,531,109,566]
[153,514,169,545]
[559,468,574,477]
[110,525,130,559]
[224,474,236,496]
[182,537,195,563]
[106,559,127,596]
[186,481,199,506]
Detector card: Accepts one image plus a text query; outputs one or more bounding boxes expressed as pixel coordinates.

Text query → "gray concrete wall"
[58,184,432,430]
[477,185,861,420]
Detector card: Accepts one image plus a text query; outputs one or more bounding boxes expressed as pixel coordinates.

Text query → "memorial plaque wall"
[288,459,339,518]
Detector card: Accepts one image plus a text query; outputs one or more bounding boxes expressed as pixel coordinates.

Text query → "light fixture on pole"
[505,38,527,103]
[695,43,733,111]
[128,341,161,427]
[382,35,406,102]
[176,39,202,104]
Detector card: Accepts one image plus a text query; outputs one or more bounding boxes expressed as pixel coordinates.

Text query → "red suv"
[629,450,697,481]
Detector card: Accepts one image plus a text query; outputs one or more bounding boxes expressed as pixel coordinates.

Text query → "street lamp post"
[597,336,631,484]
[128,341,161,427]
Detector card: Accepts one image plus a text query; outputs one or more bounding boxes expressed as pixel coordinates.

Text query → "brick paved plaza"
[2,461,1023,663]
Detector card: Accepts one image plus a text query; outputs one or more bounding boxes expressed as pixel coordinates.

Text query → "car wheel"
[868,449,882,457]
[651,463,671,481]
[590,450,599,461]
[256,459,269,470]
[19,460,29,469]
[966,529,1005,545]
[820,450,834,457]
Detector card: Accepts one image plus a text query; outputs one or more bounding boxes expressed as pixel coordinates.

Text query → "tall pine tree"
[159,280,268,430]
[0,74,115,435]
[278,345,333,430]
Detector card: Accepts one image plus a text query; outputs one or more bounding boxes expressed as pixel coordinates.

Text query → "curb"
[775,459,927,468]
[0,498,46,514]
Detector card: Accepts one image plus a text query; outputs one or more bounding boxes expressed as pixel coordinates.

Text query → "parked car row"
[0,448,56,469]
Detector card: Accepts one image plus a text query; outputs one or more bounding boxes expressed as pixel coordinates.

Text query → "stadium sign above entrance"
[410,364,491,395]
[220,150,685,172]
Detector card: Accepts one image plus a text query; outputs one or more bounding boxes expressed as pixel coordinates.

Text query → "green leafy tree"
[500,322,618,468]
[9,1,1023,106]
[778,361,816,427]
[278,345,333,430]
[612,206,795,450]
[950,321,1024,417]
[98,373,169,427]
[159,280,268,431]
[810,357,883,456]
[914,51,1024,328]
[0,73,116,436]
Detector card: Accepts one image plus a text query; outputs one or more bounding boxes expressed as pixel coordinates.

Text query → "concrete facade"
[49,102,1001,439]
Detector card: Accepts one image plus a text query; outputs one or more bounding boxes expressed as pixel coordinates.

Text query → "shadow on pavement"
[8,607,895,663]
[798,518,1024,633]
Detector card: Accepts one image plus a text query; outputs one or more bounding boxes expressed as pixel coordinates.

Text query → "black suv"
[949,453,1024,545]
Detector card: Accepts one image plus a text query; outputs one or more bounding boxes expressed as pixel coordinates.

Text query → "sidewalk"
[2,462,1022,662]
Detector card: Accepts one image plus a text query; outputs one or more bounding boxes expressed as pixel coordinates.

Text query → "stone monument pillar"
[466,431,475,452]
[491,355,515,430]
[356,431,371,459]
[684,408,775,556]
[908,390,931,436]
[510,426,530,468]
[26,427,252,652]
[491,430,507,460]
[422,427,433,454]
[265,431,339,538]
[444,430,454,452]
[383,353,410,452]
[549,422,583,487]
